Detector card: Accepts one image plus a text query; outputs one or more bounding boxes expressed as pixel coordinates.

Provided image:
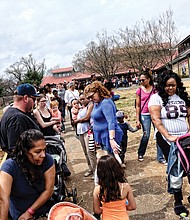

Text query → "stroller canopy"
[48,202,96,220]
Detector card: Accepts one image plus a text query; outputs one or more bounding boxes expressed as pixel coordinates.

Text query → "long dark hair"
[97,155,127,203]
[13,129,46,190]
[156,69,190,107]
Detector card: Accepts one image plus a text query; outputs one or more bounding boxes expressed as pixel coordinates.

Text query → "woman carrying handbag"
[136,70,165,163]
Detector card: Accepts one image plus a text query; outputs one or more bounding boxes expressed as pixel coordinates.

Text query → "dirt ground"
[63,119,187,220]
[1,81,190,219]
[62,81,190,220]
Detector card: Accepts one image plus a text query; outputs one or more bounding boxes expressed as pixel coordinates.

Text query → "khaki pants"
[79,132,96,172]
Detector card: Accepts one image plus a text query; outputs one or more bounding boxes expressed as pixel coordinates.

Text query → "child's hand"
[136,121,141,129]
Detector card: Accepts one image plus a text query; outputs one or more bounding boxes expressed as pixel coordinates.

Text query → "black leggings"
[156,131,170,162]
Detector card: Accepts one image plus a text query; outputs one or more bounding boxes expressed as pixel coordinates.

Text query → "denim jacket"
[167,142,184,194]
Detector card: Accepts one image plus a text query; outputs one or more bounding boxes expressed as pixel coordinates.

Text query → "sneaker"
[174,203,189,217]
[138,155,144,161]
[121,163,126,168]
[158,160,166,165]
[84,170,93,177]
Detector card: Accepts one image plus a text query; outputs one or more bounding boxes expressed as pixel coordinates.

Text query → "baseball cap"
[16,83,40,97]
[116,110,124,118]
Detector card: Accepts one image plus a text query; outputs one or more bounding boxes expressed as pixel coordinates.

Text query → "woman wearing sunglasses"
[84,81,123,156]
[136,69,165,163]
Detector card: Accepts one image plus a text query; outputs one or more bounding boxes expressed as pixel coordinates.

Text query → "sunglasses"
[29,96,36,102]
[139,79,146,83]
[87,92,96,100]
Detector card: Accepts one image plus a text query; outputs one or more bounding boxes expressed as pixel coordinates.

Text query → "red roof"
[74,72,91,79]
[40,72,92,87]
[40,76,72,86]
[51,67,74,74]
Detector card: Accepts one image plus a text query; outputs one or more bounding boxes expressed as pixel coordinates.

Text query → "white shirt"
[148,93,188,136]
[64,89,79,105]
[77,107,90,134]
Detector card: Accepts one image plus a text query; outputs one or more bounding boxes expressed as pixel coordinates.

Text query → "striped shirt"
[148,93,188,136]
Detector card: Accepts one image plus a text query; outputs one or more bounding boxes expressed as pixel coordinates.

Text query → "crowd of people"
[0,69,190,219]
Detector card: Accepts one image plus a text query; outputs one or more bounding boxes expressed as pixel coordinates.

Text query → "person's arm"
[101,100,121,153]
[75,103,94,123]
[18,164,55,220]
[127,122,139,132]
[33,109,57,128]
[93,185,102,215]
[125,184,136,211]
[57,110,62,123]
[0,171,13,220]
[64,90,69,105]
[149,105,178,142]
[136,93,141,129]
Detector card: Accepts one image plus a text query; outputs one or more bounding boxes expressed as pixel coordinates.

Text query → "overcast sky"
[0,0,189,75]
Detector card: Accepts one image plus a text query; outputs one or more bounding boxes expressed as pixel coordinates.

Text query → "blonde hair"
[36,94,46,103]
[50,100,59,108]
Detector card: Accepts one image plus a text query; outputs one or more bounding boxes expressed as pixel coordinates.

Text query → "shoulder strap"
[69,90,76,98]
[37,109,42,117]
[141,87,154,112]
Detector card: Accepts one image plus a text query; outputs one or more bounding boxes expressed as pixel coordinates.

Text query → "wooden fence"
[0,96,13,107]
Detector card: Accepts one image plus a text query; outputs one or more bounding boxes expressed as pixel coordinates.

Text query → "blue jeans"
[167,142,183,194]
[138,114,164,161]
[157,143,165,162]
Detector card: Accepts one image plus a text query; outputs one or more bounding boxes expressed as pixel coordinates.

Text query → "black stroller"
[45,135,77,204]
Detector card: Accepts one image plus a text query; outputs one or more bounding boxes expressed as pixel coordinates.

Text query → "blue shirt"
[91,98,123,152]
[1,153,54,219]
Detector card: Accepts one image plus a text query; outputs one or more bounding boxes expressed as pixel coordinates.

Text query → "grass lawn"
[114,80,190,126]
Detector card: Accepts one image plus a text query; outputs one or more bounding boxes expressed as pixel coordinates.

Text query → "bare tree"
[46,65,61,76]
[149,8,179,69]
[5,61,25,82]
[117,8,178,72]
[0,76,17,96]
[117,21,160,73]
[73,31,120,79]
[5,54,46,85]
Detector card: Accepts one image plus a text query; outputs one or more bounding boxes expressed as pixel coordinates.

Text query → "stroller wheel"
[72,188,77,204]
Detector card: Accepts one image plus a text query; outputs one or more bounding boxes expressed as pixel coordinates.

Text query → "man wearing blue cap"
[0,83,40,155]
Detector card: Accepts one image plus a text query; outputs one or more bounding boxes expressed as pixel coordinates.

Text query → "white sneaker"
[84,170,93,177]
[121,163,126,168]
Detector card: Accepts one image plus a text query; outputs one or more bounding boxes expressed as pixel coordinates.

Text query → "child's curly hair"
[84,81,111,99]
